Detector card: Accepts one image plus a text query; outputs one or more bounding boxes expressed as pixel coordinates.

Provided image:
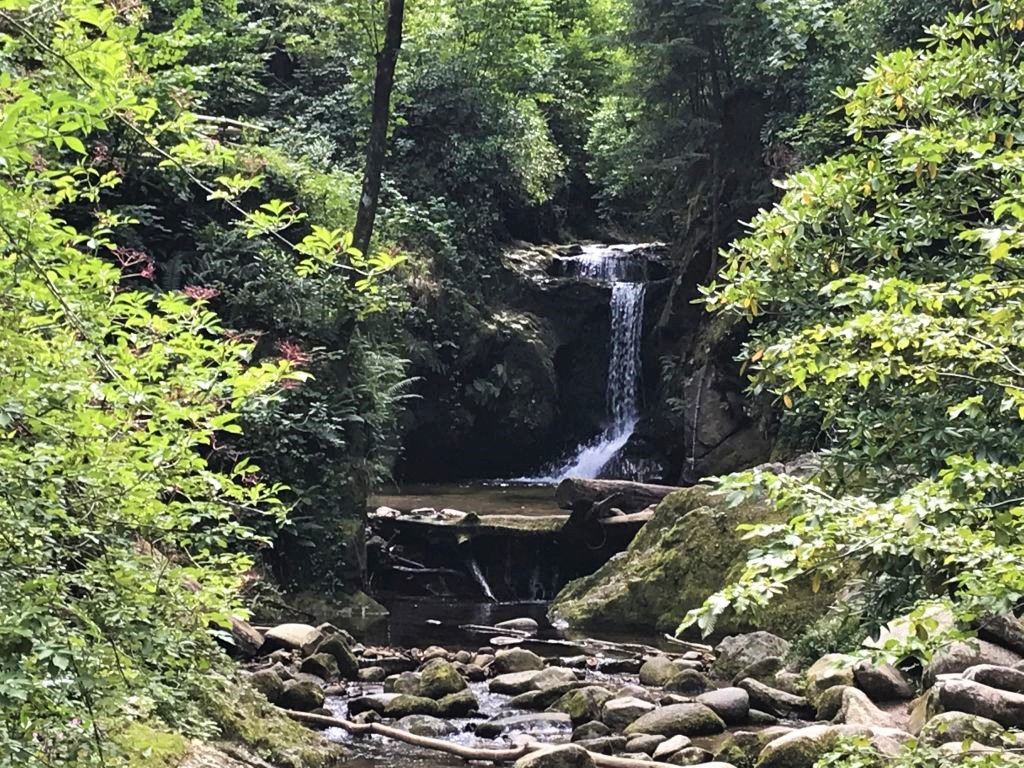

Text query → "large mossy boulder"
[548,485,834,637]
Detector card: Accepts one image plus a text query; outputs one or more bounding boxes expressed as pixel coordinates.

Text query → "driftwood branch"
[280,708,691,768]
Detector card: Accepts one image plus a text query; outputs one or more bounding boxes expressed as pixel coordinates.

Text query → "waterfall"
[467,558,497,602]
[522,245,648,482]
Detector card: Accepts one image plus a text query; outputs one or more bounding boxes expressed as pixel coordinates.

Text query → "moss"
[550,484,836,639]
[112,722,189,768]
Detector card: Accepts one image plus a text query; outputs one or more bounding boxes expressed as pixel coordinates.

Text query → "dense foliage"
[688,0,1024,656]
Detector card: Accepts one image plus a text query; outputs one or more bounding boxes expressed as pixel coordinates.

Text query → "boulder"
[492,648,546,675]
[616,684,659,704]
[815,685,850,721]
[923,640,1023,687]
[550,686,615,726]
[548,486,835,637]
[853,661,914,701]
[756,724,910,768]
[476,713,572,739]
[299,653,339,681]
[664,670,707,696]
[573,736,627,755]
[601,697,658,731]
[712,633,791,682]
[833,687,895,727]
[640,656,680,687]
[513,745,595,768]
[278,679,324,711]
[229,617,264,658]
[490,668,577,695]
[731,657,784,686]
[653,735,693,759]
[264,623,322,654]
[348,694,399,716]
[738,678,814,720]
[572,721,612,741]
[804,654,856,706]
[978,615,1024,656]
[714,728,791,767]
[919,711,1009,748]
[384,671,422,695]
[507,684,581,711]
[666,747,713,765]
[696,687,750,726]
[625,734,666,755]
[246,669,284,703]
[383,695,441,718]
[315,635,359,679]
[964,664,1024,695]
[624,704,726,737]
[437,688,479,717]
[933,678,1024,728]
[359,666,388,683]
[396,715,458,738]
[418,658,468,699]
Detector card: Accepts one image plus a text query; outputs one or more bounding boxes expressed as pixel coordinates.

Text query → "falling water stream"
[524,245,648,481]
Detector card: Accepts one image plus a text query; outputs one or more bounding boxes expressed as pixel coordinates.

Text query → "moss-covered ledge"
[548,483,835,639]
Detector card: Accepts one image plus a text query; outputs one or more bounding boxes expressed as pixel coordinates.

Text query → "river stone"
[572,721,611,741]
[805,654,857,706]
[695,687,749,725]
[738,678,814,720]
[384,671,422,695]
[506,683,581,711]
[653,735,693,759]
[666,746,713,765]
[626,734,666,755]
[359,666,387,683]
[664,669,707,695]
[573,736,627,755]
[397,715,458,738]
[815,685,850,721]
[437,688,479,717]
[476,713,572,739]
[513,744,595,768]
[421,645,450,662]
[712,632,791,681]
[348,693,400,716]
[300,652,339,681]
[315,635,359,678]
[492,648,546,675]
[602,696,658,731]
[497,617,541,635]
[491,667,577,695]
[383,694,440,718]
[264,623,322,654]
[731,656,784,686]
[748,708,780,725]
[919,711,1009,748]
[979,615,1024,656]
[624,703,726,737]
[923,640,1024,687]
[418,658,468,699]
[934,678,1024,728]
[550,686,615,726]
[247,669,284,703]
[616,684,659,704]
[853,661,914,700]
[713,728,790,766]
[833,687,894,727]
[964,664,1024,694]
[278,679,324,711]
[640,656,680,687]
[756,725,910,768]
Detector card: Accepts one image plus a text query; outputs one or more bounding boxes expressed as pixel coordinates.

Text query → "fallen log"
[280,708,692,768]
[555,478,680,513]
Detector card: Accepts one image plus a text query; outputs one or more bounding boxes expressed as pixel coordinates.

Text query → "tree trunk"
[352,0,405,260]
[554,478,681,512]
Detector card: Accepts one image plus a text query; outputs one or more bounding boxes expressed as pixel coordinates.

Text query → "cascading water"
[524,245,648,481]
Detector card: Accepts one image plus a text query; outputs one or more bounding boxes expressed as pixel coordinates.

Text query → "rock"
[229,617,264,658]
[455,650,472,664]
[933,678,1024,728]
[548,486,835,637]
[731,656,784,686]
[747,709,779,725]
[616,684,659,704]
[492,648,546,675]
[437,688,479,717]
[919,711,1009,748]
[978,615,1024,656]
[640,656,680,687]
[653,735,693,759]
[507,684,581,711]
[418,658,468,699]
[773,671,805,696]
[738,678,814,720]
[278,679,324,711]
[497,618,541,635]
[396,715,458,738]
[696,687,749,726]
[476,713,572,738]
[924,640,1023,687]
[714,729,789,767]
[316,635,359,678]
[624,704,726,737]
[551,686,615,726]
[572,721,611,741]
[666,747,713,765]
[964,664,1024,694]
[805,654,856,706]
[246,669,284,703]
[573,736,627,755]
[421,645,449,662]
[291,671,326,687]
[513,744,595,768]
[264,623,322,655]
[815,685,849,721]
[463,664,487,682]
[599,658,642,674]
[833,687,894,727]
[712,633,791,681]
[348,693,399,716]
[664,669,708,695]
[853,661,914,701]
[300,652,339,681]
[382,694,441,718]
[352,710,381,725]
[626,735,666,755]
[359,666,387,683]
[602,697,658,731]
[490,667,577,695]
[384,671,422,695]
[756,725,910,768]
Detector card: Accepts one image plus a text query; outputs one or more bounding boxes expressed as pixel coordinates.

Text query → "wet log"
[556,478,680,513]
[281,709,689,768]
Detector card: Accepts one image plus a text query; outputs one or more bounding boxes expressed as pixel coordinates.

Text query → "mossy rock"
[383,695,442,718]
[418,658,468,699]
[111,722,190,768]
[549,484,836,638]
[549,686,615,726]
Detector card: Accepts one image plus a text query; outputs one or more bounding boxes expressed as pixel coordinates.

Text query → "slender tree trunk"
[353,0,405,260]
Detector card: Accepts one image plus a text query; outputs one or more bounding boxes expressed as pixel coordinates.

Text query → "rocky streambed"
[233,610,1024,768]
